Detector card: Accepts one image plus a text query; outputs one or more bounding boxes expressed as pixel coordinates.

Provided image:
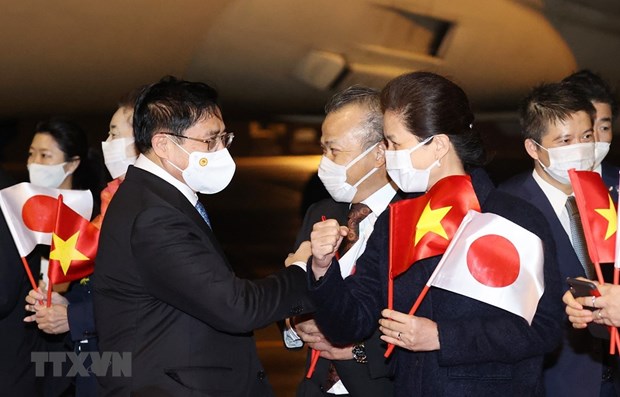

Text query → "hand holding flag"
[384,210,545,357]
[0,182,93,289]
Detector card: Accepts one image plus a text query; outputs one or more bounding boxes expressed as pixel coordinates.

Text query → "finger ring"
[598,309,603,319]
[397,332,401,340]
[592,296,597,308]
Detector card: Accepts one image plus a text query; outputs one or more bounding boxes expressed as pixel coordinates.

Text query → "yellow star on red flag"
[49,232,90,275]
[594,196,617,240]
[414,201,452,245]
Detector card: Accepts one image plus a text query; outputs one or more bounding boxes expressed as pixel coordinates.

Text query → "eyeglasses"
[161,132,234,151]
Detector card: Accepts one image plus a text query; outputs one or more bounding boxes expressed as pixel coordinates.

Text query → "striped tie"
[565,196,594,279]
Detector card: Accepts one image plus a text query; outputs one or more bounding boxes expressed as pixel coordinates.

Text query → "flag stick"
[20,256,37,290]
[46,282,53,308]
[47,194,64,308]
[306,349,321,378]
[593,261,604,286]
[610,268,620,355]
[388,208,395,311]
[384,284,430,358]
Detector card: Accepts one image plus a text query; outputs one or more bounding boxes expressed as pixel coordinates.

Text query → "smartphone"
[567,278,601,304]
[566,277,608,339]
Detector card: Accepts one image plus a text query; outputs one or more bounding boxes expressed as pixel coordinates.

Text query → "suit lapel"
[522,174,586,279]
[128,167,230,266]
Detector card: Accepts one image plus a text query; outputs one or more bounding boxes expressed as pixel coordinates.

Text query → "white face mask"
[594,142,610,169]
[28,162,71,189]
[385,136,439,193]
[318,143,379,203]
[101,137,137,179]
[534,141,595,185]
[167,138,236,194]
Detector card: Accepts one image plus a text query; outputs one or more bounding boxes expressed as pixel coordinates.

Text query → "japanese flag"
[428,210,544,324]
[0,182,93,256]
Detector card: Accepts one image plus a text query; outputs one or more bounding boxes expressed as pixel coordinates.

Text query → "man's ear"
[374,141,386,167]
[524,138,539,161]
[151,134,169,159]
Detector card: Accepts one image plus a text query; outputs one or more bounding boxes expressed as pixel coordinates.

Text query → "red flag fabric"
[428,210,545,324]
[0,182,92,256]
[388,174,480,279]
[47,195,99,285]
[615,172,620,272]
[569,169,617,264]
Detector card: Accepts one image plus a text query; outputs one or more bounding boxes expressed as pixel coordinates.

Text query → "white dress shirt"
[134,154,198,206]
[531,169,573,244]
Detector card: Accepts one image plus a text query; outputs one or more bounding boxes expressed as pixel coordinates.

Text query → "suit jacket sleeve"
[131,205,310,333]
[308,212,389,345]
[294,199,346,250]
[65,283,96,342]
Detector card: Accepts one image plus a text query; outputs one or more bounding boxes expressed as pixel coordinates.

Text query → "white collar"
[134,154,198,206]
[359,183,397,215]
[532,169,570,217]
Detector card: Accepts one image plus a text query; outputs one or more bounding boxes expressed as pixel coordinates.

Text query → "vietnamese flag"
[568,169,616,268]
[48,195,99,287]
[388,174,480,280]
[383,175,480,357]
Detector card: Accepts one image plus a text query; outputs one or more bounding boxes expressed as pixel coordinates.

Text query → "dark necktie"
[565,196,594,279]
[340,203,372,256]
[326,203,372,391]
[195,200,212,229]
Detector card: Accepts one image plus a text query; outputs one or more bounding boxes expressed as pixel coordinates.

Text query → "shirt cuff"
[291,261,307,272]
[283,322,304,349]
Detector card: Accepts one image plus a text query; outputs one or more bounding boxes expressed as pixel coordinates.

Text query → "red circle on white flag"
[466,234,520,287]
[22,195,57,233]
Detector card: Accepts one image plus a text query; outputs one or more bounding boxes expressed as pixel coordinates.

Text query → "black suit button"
[257,370,265,380]
[290,305,303,315]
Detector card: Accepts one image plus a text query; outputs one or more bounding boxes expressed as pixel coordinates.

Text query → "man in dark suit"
[562,69,619,202]
[93,77,311,397]
[284,86,396,396]
[499,82,620,395]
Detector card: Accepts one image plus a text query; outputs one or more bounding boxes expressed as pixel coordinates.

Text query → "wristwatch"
[352,343,367,364]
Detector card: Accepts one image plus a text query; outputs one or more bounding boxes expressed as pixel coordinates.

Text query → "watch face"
[352,343,367,363]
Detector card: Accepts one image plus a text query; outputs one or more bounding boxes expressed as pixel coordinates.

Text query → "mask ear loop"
[407,135,435,154]
[352,166,379,188]
[165,135,191,156]
[163,135,190,173]
[528,139,552,172]
[345,142,380,171]
[530,139,549,153]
